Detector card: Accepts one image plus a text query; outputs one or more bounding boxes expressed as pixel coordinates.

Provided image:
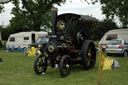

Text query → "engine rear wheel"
[81,40,96,70]
[34,54,48,75]
[59,55,72,77]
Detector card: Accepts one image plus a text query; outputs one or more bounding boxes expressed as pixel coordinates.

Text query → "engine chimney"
[51,7,58,35]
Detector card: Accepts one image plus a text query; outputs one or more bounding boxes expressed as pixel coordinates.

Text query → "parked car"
[28,36,49,52]
[99,29,128,49]
[105,39,128,57]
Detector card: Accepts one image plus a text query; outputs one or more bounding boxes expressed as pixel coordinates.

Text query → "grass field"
[0,48,128,85]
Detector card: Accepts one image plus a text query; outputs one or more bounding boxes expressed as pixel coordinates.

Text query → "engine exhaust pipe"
[51,7,58,35]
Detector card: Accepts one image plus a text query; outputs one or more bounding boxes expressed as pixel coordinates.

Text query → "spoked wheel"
[81,40,96,70]
[59,55,72,77]
[34,53,48,75]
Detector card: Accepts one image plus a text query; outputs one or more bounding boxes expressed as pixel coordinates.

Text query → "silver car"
[105,39,128,57]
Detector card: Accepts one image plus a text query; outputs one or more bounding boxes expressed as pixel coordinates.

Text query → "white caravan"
[6,31,48,52]
[99,29,128,49]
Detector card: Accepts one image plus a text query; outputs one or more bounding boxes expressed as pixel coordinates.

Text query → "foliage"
[1,0,128,35]
[84,0,128,27]
[91,20,119,40]
[0,0,12,13]
[99,0,128,27]
[1,0,93,34]
[0,5,4,13]
[7,0,67,34]
[0,26,10,40]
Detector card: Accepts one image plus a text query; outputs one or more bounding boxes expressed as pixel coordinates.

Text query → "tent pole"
[98,45,102,85]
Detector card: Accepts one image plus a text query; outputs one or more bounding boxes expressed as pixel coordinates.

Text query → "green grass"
[0,48,128,85]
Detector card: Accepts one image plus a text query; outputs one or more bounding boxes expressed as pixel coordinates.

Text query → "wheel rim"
[62,58,71,76]
[36,57,45,73]
[34,54,47,74]
[86,44,96,68]
[124,51,128,57]
[60,56,71,77]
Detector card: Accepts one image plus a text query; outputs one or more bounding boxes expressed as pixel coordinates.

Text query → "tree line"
[0,0,127,40]
[0,19,119,40]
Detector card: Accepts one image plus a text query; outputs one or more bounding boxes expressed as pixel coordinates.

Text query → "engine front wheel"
[59,55,72,77]
[34,54,48,75]
[81,40,96,70]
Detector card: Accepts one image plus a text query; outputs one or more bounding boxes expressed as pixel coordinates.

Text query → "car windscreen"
[108,40,122,45]
[36,37,49,44]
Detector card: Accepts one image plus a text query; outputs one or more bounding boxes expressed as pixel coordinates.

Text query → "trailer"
[6,31,48,52]
[99,29,128,49]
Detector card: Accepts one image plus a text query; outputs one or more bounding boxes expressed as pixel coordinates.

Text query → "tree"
[99,0,128,28]
[82,0,128,27]
[2,0,127,33]
[91,20,119,40]
[0,0,12,13]
[1,0,95,33]
[0,25,10,40]
[0,5,3,13]
[7,0,67,33]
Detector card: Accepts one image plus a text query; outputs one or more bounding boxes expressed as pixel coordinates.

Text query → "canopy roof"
[57,13,97,22]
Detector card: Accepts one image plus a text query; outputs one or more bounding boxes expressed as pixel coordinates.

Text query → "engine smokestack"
[51,7,58,35]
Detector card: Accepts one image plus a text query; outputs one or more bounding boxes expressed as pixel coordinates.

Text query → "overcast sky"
[0,0,105,26]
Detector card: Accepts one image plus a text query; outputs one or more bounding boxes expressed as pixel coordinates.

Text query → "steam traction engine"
[34,8,97,77]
